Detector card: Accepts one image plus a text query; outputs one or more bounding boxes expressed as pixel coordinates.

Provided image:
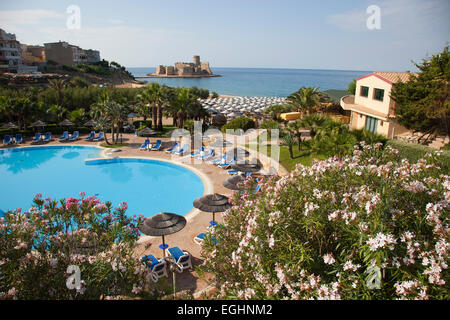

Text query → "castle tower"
[193,55,200,66]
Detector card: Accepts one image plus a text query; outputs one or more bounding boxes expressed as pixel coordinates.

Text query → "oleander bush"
[201,143,449,300]
[0,194,164,300]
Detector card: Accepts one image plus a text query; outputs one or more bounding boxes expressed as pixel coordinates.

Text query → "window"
[374,88,384,101]
[365,116,378,134]
[360,86,369,97]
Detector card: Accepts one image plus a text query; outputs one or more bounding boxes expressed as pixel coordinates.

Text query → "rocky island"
[146,55,221,78]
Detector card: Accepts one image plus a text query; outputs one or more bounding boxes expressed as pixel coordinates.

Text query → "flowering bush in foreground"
[201,143,449,300]
[0,194,158,300]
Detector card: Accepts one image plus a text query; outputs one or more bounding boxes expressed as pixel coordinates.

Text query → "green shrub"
[351,129,388,145]
[387,140,450,171]
[221,117,256,133]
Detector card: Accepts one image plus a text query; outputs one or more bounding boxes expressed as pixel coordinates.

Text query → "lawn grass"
[248,143,328,172]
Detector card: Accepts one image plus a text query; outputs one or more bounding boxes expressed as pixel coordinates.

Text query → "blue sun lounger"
[84,131,95,141]
[15,134,23,144]
[68,131,79,141]
[197,149,215,160]
[59,131,69,142]
[175,144,189,155]
[31,132,42,144]
[93,131,104,141]
[151,139,162,151]
[3,135,11,146]
[140,139,150,150]
[165,142,179,153]
[166,247,192,273]
[141,255,168,283]
[194,233,218,245]
[42,132,52,143]
[190,146,205,157]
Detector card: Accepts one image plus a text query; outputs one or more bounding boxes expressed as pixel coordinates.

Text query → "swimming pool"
[0,146,205,217]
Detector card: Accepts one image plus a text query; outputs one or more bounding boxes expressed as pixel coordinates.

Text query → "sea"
[126,67,371,97]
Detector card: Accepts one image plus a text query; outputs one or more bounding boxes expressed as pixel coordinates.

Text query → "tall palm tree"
[287,87,321,116]
[139,83,164,130]
[48,79,67,106]
[169,88,197,129]
[282,131,296,159]
[91,93,127,144]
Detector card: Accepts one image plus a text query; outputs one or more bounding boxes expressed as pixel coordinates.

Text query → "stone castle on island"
[147,55,220,78]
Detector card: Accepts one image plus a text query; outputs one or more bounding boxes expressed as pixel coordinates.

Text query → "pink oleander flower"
[323,253,335,265]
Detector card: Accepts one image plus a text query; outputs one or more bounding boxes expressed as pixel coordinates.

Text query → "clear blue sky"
[1,0,449,71]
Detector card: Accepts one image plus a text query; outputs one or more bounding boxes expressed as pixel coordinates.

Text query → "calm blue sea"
[126,67,371,97]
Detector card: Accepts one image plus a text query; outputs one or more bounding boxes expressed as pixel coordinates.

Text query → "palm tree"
[91,93,127,144]
[287,87,321,116]
[288,120,304,151]
[168,88,197,129]
[48,79,67,106]
[300,114,330,138]
[282,131,296,159]
[139,83,164,130]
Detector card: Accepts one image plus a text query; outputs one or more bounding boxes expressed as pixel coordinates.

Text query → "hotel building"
[340,72,416,138]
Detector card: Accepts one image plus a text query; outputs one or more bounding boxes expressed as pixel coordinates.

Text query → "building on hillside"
[21,45,46,65]
[340,72,417,138]
[0,28,23,73]
[44,41,100,66]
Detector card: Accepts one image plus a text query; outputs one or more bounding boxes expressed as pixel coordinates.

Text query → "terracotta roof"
[373,72,417,83]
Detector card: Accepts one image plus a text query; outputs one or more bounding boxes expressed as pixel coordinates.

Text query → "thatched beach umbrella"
[31,120,47,128]
[193,193,231,226]
[223,175,245,191]
[84,119,97,127]
[138,212,187,257]
[1,122,18,130]
[1,122,19,137]
[230,159,262,173]
[138,127,157,137]
[209,139,233,148]
[58,119,75,127]
[226,147,250,161]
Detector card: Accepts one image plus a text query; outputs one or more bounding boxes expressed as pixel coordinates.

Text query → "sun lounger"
[197,149,215,160]
[84,131,95,141]
[31,132,42,144]
[93,131,104,141]
[141,254,168,283]
[151,140,162,151]
[140,139,150,150]
[175,144,189,156]
[165,142,179,153]
[59,131,69,142]
[190,146,205,157]
[208,154,227,165]
[15,134,23,144]
[218,158,236,169]
[194,233,218,245]
[42,132,52,143]
[166,247,193,273]
[68,131,79,141]
[2,135,11,146]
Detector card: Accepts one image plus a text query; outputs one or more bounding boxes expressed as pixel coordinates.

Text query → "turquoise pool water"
[0,146,204,217]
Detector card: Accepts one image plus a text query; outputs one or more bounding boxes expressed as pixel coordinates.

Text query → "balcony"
[340,95,388,120]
